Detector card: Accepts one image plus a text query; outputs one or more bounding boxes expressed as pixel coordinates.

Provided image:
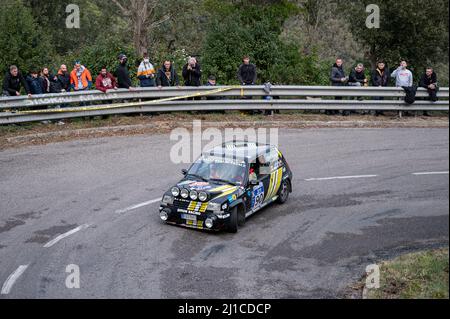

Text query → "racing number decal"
[251,183,265,210]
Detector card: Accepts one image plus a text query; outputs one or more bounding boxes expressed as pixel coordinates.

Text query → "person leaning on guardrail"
[137,52,156,87]
[418,67,439,117]
[391,61,413,88]
[2,65,31,98]
[116,54,134,91]
[70,61,93,92]
[371,60,390,116]
[57,65,71,93]
[96,67,117,93]
[419,67,439,102]
[329,58,348,115]
[26,70,44,95]
[156,60,180,89]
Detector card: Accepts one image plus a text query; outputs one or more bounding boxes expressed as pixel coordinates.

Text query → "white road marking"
[304,175,378,182]
[115,198,161,214]
[1,265,29,295]
[43,224,90,248]
[412,171,449,176]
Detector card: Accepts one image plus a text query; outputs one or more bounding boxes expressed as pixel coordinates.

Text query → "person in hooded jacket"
[157,60,179,88]
[70,61,92,91]
[26,70,44,95]
[116,54,133,90]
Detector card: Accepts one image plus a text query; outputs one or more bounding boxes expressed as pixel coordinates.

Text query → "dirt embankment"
[0,112,448,150]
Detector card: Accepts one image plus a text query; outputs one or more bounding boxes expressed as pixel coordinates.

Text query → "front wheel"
[277,180,290,204]
[227,207,238,233]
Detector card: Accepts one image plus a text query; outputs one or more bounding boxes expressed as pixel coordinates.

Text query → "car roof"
[203,141,277,161]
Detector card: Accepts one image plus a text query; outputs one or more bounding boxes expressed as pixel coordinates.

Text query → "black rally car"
[159,142,293,233]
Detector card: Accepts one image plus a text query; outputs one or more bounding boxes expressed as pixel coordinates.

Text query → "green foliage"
[341,0,449,78]
[201,0,325,85]
[0,0,54,75]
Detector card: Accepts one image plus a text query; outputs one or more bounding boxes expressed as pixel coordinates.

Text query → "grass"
[366,249,449,299]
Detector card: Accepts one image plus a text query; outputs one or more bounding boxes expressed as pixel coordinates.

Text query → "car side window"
[266,148,280,173]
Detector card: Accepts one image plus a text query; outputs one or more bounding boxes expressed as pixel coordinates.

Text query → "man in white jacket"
[137,52,156,87]
[391,61,413,87]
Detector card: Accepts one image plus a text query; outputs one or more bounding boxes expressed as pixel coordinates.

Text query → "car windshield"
[188,156,247,186]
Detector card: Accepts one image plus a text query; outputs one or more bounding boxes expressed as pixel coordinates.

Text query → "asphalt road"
[0,128,448,299]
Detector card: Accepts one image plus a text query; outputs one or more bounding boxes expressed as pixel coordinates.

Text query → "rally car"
[158,141,293,233]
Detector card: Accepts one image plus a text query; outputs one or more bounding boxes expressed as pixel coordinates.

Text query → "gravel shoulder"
[0,112,448,150]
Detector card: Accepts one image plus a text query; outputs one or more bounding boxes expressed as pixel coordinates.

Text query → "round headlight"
[198,192,208,202]
[180,188,189,199]
[160,210,169,221]
[171,187,180,197]
[190,190,198,200]
[205,218,214,229]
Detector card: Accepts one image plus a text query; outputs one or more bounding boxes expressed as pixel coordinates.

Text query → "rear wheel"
[227,207,238,233]
[277,180,290,204]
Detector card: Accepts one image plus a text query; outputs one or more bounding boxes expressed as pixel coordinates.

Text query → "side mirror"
[181,169,188,176]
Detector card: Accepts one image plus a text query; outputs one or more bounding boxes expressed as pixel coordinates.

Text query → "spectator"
[156,60,179,88]
[237,56,257,86]
[96,67,117,93]
[40,67,53,94]
[39,67,63,110]
[371,60,390,116]
[391,61,413,87]
[419,67,439,102]
[57,65,71,92]
[2,65,31,97]
[182,57,202,87]
[206,75,217,87]
[116,54,133,90]
[26,70,44,95]
[137,52,156,87]
[329,58,348,114]
[330,58,348,89]
[70,61,92,91]
[371,61,390,88]
[349,63,368,87]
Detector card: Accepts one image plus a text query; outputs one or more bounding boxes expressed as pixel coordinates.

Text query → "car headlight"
[171,187,180,197]
[205,218,214,229]
[198,192,208,202]
[190,190,198,200]
[221,203,228,210]
[207,202,222,212]
[180,188,189,199]
[162,195,174,205]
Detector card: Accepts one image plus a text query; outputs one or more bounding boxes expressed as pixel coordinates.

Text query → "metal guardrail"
[0,86,448,110]
[0,86,448,125]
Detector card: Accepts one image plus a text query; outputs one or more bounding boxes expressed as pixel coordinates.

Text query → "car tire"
[227,207,238,233]
[277,180,290,204]
[237,205,246,227]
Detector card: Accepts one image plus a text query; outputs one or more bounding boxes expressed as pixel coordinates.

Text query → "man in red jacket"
[95,67,117,93]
